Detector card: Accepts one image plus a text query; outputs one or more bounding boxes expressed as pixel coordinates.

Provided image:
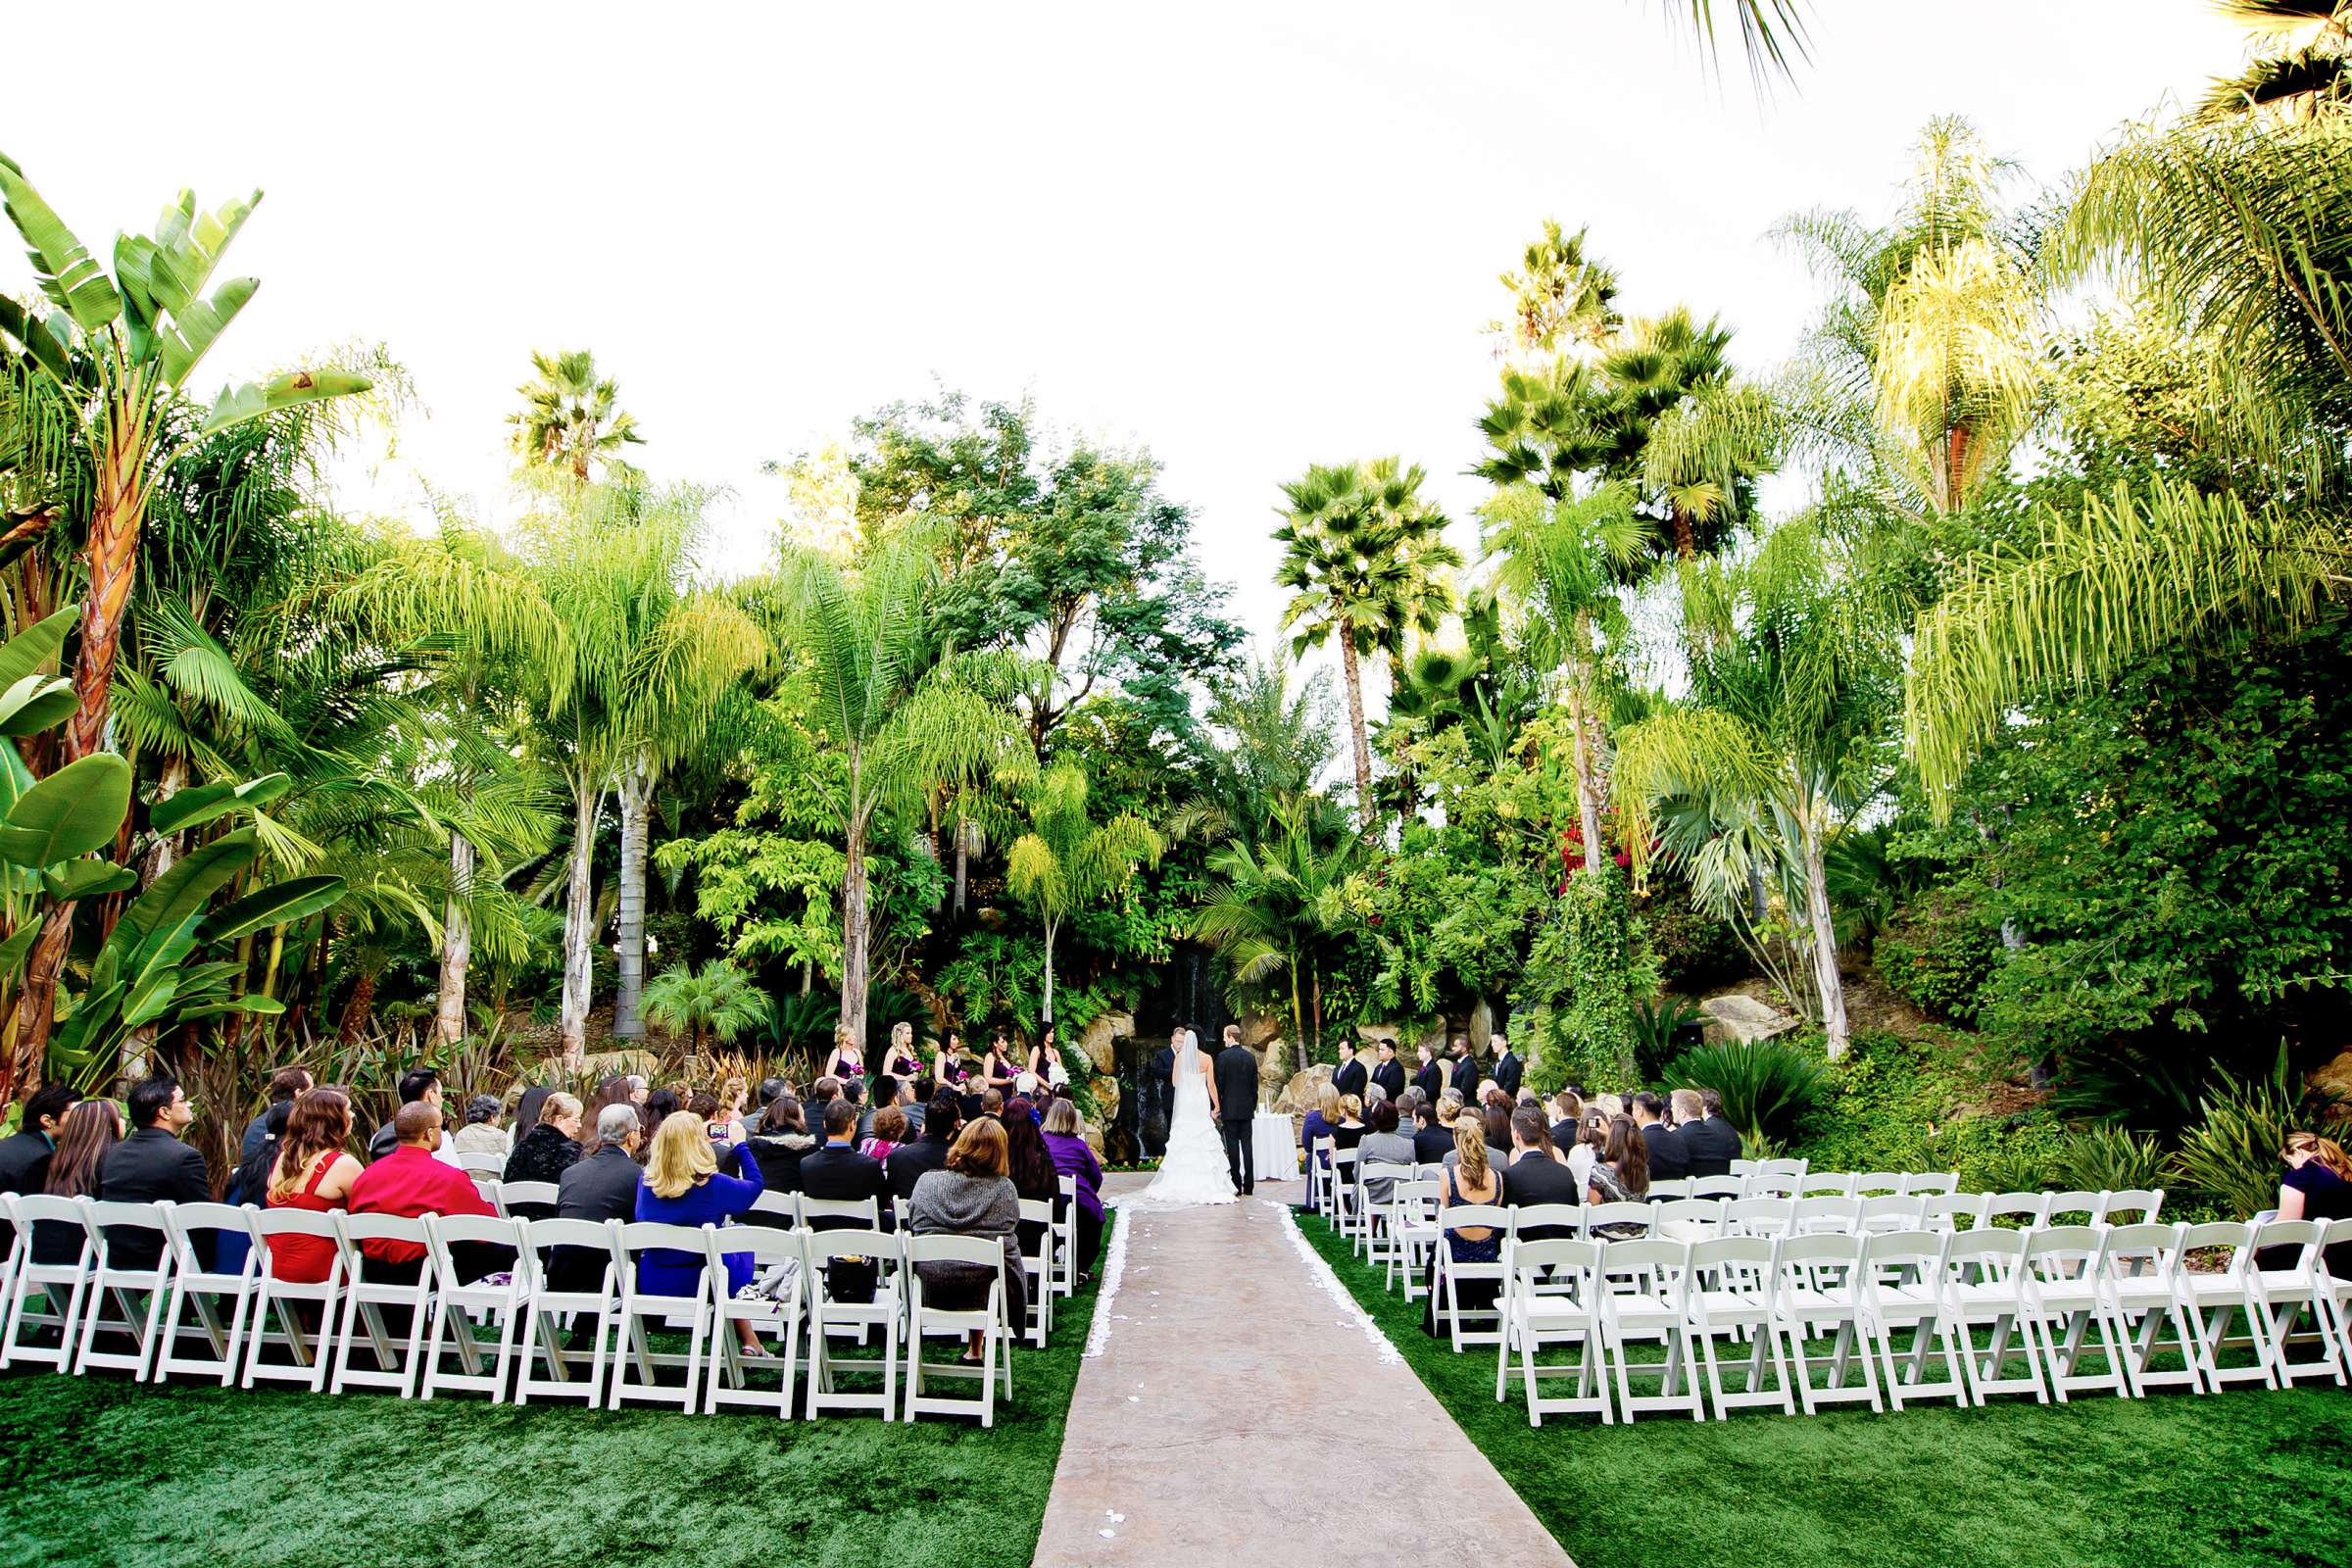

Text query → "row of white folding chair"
[1487,1216,2352,1425]
[0,1196,1031,1427]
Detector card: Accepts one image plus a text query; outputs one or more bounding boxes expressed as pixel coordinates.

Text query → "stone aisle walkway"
[1033,1174,1572,1568]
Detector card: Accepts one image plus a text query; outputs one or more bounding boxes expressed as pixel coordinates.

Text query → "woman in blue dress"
[635,1110,767,1352]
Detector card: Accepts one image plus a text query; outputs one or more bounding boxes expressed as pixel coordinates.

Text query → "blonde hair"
[2283,1130,2352,1180]
[541,1092,582,1126]
[1452,1117,1492,1190]
[1340,1094,1363,1122]
[1042,1099,1082,1136]
[1314,1085,1341,1121]
[892,1019,913,1050]
[645,1110,718,1199]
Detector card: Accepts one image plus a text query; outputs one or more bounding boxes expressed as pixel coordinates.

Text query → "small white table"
[1252,1111,1301,1183]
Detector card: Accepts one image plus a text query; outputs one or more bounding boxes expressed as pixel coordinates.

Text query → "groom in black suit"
[1212,1024,1260,1197]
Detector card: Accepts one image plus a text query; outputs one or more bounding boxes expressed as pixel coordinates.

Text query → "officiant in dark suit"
[1141,1030,1178,1158]
[1448,1035,1481,1102]
[1332,1038,1367,1102]
[1492,1035,1523,1099]
[1371,1040,1406,1102]
[1212,1025,1260,1197]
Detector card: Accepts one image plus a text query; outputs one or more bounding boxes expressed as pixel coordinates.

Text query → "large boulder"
[1698,992,1801,1046]
[1239,1011,1285,1051]
[1089,1073,1120,1132]
[1079,1010,1131,1076]
[1273,1062,1334,1116]
[2311,1049,2352,1110]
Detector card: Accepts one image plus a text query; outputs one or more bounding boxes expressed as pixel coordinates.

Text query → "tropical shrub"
[1631,995,1704,1082]
[2051,1122,2168,1195]
[641,959,770,1054]
[1639,882,1745,993]
[2170,1058,2352,1220]
[1873,888,1999,1024]
[1663,1039,1831,1145]
[1515,866,1655,1093]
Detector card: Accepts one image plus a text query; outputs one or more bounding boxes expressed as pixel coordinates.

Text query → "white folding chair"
[496,1180,559,1222]
[2043,1191,2103,1229]
[1583,1201,1654,1241]
[1388,1179,1443,1296]
[799,1195,881,1230]
[1982,1192,2050,1229]
[0,1194,94,1372]
[1859,1229,1967,1409]
[1848,1173,1904,1199]
[1433,1205,1512,1350]
[1360,1163,1415,1273]
[702,1224,806,1417]
[74,1200,176,1378]
[1790,1196,1859,1236]
[1798,1172,1856,1200]
[1725,1197,1793,1240]
[1654,1198,1726,1242]
[2319,1216,2352,1378]
[608,1220,715,1412]
[1016,1199,1054,1347]
[154,1202,261,1385]
[1686,1234,1793,1417]
[1771,1231,1883,1413]
[1599,1236,1703,1421]
[2248,1219,2341,1389]
[802,1228,904,1419]
[1690,1177,1745,1202]
[1647,1177,1692,1200]
[2096,1188,2165,1226]
[1053,1174,1078,1298]
[515,1216,620,1407]
[1734,1157,1807,1182]
[2022,1225,2129,1401]
[1900,1172,1960,1197]
[2097,1221,2202,1396]
[420,1212,529,1401]
[241,1208,347,1391]
[458,1152,507,1180]
[746,1191,799,1231]
[1939,1227,2044,1404]
[903,1233,1012,1426]
[1857,1195,1927,1236]
[329,1213,434,1396]
[1495,1236,1610,1424]
[1329,1147,1362,1245]
[1917,1194,1979,1235]
[1308,1137,1335,1218]
[2177,1220,2272,1393]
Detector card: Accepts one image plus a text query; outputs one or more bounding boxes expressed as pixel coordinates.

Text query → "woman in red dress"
[265,1087,364,1283]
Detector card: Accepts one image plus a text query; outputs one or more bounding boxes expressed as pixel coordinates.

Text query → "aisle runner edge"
[1264,1199,1402,1366]
[1082,1207,1131,1358]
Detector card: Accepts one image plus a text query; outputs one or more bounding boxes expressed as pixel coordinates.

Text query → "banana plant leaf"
[0,673,76,738]
[197,873,343,946]
[0,755,132,868]
[0,914,41,985]
[41,860,137,904]
[151,771,291,836]
[93,828,259,997]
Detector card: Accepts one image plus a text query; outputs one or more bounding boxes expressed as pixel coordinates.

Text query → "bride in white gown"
[1122,1029,1236,1208]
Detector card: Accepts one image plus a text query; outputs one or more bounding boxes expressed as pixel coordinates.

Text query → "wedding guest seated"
[633,1111,764,1352]
[1632,1092,1689,1182]
[907,1117,1026,1360]
[1587,1114,1651,1236]
[263,1089,364,1285]
[551,1104,643,1323]
[450,1096,508,1161]
[1410,1097,1453,1166]
[2278,1130,2352,1277]
[367,1068,461,1166]
[745,1096,816,1198]
[1675,1088,1741,1176]
[99,1077,211,1271]
[1299,1086,1342,1212]
[33,1101,120,1267]
[504,1091,584,1186]
[1501,1107,1581,1237]
[1332,1095,1366,1152]
[889,1093,961,1204]
[240,1067,310,1164]
[1547,1090,1584,1152]
[980,1088,1005,1120]
[1355,1100,1417,1206]
[1040,1099,1104,1283]
[803,1098,889,1305]
[638,1087,680,1149]
[1444,1102,1511,1175]
[859,1106,908,1164]
[1422,1116,1502,1336]
[1002,1106,1057,1260]
[229,1100,294,1208]
[741,1077,789,1136]
[349,1102,499,1287]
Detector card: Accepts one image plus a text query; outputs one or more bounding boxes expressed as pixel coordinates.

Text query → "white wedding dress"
[1123,1043,1236,1208]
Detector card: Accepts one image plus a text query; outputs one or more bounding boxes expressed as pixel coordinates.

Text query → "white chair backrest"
[1505,1235,1603,1280]
[1849,1172,1905,1198]
[1438,1202,1510,1237]
[2178,1219,2254,1269]
[520,1216,618,1294]
[1655,1198,1725,1230]
[1727,1197,1793,1235]
[1507,1202,1582,1239]
[2042,1190,2102,1225]
[1861,1227,1947,1268]
[2097,1188,2164,1225]
[499,1181,559,1212]
[426,1212,526,1289]
[1690,1177,1745,1200]
[906,1233,1002,1271]
[163,1201,255,1275]
[800,1195,880,1229]
[748,1192,798,1224]
[458,1152,507,1176]
[1745,1175,1799,1200]
[1799,1172,1856,1198]
[614,1220,721,1298]
[1942,1225,2028,1273]
[247,1204,342,1262]
[1901,1171,1960,1196]
[2023,1223,2107,1279]
[336,1210,428,1253]
[86,1199,172,1267]
[1918,1194,1980,1231]
[1688,1233,1776,1274]
[1858,1194,1926,1231]
[1792,1195,1860,1231]
[1647,1177,1691,1200]
[2099,1221,2185,1279]
[1982,1192,2049,1227]
[1584,1200,1653,1236]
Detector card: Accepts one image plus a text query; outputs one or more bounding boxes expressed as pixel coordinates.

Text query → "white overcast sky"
[9,0,2248,702]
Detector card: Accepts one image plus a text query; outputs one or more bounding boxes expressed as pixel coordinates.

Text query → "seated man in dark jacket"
[886,1093,960,1204]
[799,1099,889,1307]
[550,1104,643,1327]
[1409,1099,1454,1166]
[1633,1092,1690,1183]
[98,1077,213,1270]
[1673,1088,1743,1177]
[0,1084,76,1257]
[1500,1108,1584,1240]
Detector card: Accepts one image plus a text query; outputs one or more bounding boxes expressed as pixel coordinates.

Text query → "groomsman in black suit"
[1370,1040,1407,1103]
[1674,1088,1743,1177]
[1412,1042,1446,1103]
[1448,1035,1480,1102]
[1492,1034,1523,1099]
[1331,1037,1367,1102]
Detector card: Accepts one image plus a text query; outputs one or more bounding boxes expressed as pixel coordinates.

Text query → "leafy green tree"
[774,529,1032,1046]
[1004,762,1163,1023]
[1193,802,1370,1067]
[508,349,644,480]
[1273,458,1460,828]
[643,958,770,1056]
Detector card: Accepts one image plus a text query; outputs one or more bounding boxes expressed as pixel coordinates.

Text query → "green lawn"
[1300,1221,2352,1568]
[0,1242,1107,1568]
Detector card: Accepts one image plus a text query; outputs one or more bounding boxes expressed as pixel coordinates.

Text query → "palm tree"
[1273,459,1460,829]
[1170,647,1341,849]
[774,528,1033,1047]
[643,959,770,1056]
[2199,2,2351,124]
[1489,220,1621,362]
[1192,801,1370,1069]
[1004,762,1163,1023]
[523,480,765,1061]
[509,350,645,481]
[1675,0,1811,82]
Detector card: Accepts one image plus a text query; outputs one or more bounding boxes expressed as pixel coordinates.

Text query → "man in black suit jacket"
[551,1105,642,1315]
[1448,1036,1480,1102]
[1501,1108,1584,1239]
[1673,1088,1743,1177]
[887,1094,961,1204]
[1491,1035,1524,1099]
[1211,1026,1260,1196]
[97,1077,212,1271]
[801,1099,890,1305]
[1632,1092,1690,1183]
[1141,1032,1178,1157]
[1409,1101,1454,1166]
[1546,1090,1584,1152]
[0,1084,76,1256]
[1371,1041,1407,1103]
[1331,1039,1367,1102]
[1412,1043,1446,1104]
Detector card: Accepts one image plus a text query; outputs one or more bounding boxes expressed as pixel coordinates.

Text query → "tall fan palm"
[1489,220,1622,362]
[2199,2,2352,124]
[1273,459,1460,829]
[1004,763,1163,1023]
[643,958,770,1056]
[525,480,765,1059]
[1192,801,1370,1069]
[508,350,645,481]
[774,528,1033,1047]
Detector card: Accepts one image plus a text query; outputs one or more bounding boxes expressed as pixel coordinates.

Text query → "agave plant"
[2053,1122,2170,1196]
[1631,995,1706,1080]
[2171,1054,2352,1219]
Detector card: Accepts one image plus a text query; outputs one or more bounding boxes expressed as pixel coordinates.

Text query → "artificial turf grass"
[0,1232,1111,1568]
[1298,1219,2352,1568]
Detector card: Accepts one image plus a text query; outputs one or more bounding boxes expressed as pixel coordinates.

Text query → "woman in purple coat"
[1040,1098,1106,1284]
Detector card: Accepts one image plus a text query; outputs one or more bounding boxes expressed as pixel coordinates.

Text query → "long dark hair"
[583,1075,634,1154]
[270,1088,353,1201]
[513,1085,554,1142]
[640,1087,679,1147]
[46,1100,121,1199]
[1002,1106,1053,1200]
[1601,1113,1649,1197]
[234,1100,296,1203]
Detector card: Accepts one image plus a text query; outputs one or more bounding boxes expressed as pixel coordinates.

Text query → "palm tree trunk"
[1041,917,1057,1023]
[1671,505,1697,561]
[66,391,148,763]
[338,968,378,1046]
[1338,635,1376,831]
[954,815,970,917]
[613,757,653,1040]
[1797,803,1849,1059]
[840,814,871,1051]
[1568,678,1607,875]
[560,777,598,1067]
[436,831,474,1046]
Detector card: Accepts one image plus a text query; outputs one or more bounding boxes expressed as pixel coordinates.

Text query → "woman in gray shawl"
[907,1115,1026,1358]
